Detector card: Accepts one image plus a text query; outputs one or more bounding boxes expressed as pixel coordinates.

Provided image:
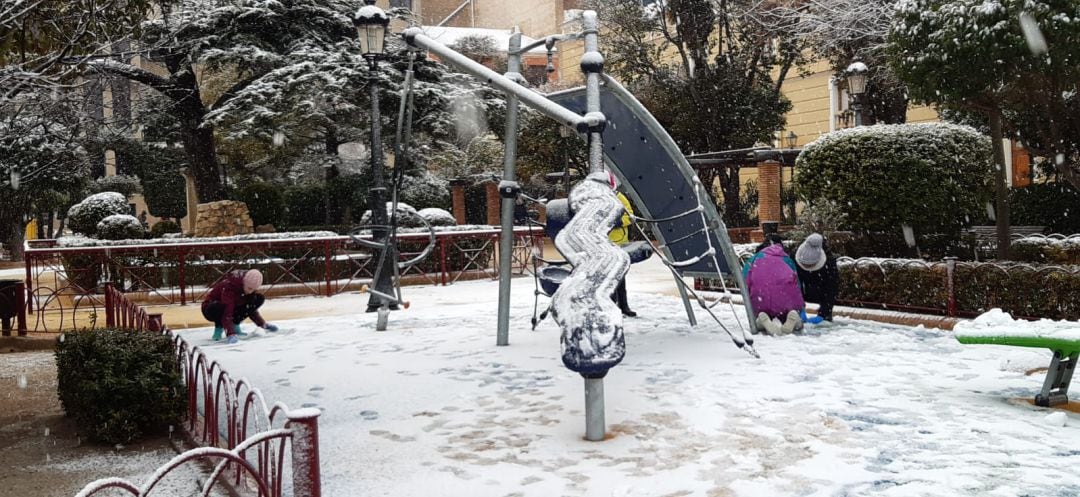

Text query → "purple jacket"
[743,244,805,319]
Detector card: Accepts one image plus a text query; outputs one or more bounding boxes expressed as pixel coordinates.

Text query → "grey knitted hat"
[796,234,826,272]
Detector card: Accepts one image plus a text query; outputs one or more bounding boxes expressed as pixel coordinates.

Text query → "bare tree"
[770,0,909,124]
[585,0,803,225]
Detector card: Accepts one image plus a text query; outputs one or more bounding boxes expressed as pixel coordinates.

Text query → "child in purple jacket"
[742,237,805,335]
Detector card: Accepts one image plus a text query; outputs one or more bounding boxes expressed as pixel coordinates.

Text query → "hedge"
[795,123,994,239]
[1009,182,1080,234]
[55,328,186,444]
[701,252,1080,320]
[1008,236,1080,265]
[235,182,285,227]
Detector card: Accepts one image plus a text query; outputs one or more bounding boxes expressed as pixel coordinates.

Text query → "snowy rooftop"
[178,259,1080,496]
[419,26,552,54]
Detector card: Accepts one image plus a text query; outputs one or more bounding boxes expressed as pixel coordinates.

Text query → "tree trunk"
[7,228,24,262]
[716,165,743,226]
[182,119,225,202]
[173,72,225,203]
[325,128,341,224]
[54,213,66,239]
[989,110,1010,260]
[695,166,718,206]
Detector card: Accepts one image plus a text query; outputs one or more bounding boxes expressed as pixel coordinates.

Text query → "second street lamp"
[845,60,869,127]
[353,0,396,313]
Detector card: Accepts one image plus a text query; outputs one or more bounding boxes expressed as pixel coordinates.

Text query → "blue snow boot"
[227,334,239,344]
[212,326,224,341]
[232,324,248,337]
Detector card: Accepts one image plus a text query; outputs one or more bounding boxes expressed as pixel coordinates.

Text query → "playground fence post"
[945,257,957,317]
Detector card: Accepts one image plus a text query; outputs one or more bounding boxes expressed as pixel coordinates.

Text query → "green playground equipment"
[956,333,1079,407]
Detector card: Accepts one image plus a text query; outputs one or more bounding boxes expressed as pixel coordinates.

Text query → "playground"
[176,258,1080,497]
[6,5,1078,497]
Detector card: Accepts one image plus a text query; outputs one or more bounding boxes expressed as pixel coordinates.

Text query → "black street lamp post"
[845,61,868,127]
[354,0,395,313]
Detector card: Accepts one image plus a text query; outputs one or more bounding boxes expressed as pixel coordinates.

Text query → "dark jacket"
[797,253,839,320]
[202,270,266,331]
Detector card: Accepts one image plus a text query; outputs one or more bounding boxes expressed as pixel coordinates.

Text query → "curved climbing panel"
[547,78,743,279]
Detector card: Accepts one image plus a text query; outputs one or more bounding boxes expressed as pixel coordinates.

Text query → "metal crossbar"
[449,235,497,283]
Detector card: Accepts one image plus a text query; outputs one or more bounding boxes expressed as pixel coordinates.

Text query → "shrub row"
[1007,237,1080,264]
[701,257,1080,321]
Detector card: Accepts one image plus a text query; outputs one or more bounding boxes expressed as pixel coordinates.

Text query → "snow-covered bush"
[360,202,424,228]
[56,328,186,444]
[399,171,451,211]
[418,207,456,227]
[795,123,994,237]
[96,214,146,240]
[67,192,131,236]
[87,175,142,199]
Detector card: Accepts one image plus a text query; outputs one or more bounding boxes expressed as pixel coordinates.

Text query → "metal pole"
[15,281,26,336]
[23,252,32,313]
[496,30,523,347]
[583,12,604,175]
[104,283,115,328]
[401,28,586,130]
[366,56,396,312]
[581,10,609,442]
[584,377,605,441]
[853,95,863,127]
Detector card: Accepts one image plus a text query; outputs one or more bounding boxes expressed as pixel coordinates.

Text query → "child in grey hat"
[795,234,839,322]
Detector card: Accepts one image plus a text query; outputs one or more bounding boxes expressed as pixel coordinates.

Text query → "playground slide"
[546,78,743,280]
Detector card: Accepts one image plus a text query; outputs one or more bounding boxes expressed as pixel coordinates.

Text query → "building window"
[389,0,411,9]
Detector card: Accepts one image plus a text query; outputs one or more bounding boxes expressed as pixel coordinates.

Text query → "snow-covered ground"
[178,268,1080,497]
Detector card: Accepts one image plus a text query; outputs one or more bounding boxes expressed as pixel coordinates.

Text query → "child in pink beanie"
[202,269,278,343]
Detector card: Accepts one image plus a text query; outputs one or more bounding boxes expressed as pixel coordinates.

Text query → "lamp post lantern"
[785,131,797,149]
[845,60,868,127]
[354,0,396,313]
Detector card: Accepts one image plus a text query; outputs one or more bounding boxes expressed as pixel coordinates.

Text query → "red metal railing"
[23,228,543,332]
[103,282,164,332]
[76,297,321,497]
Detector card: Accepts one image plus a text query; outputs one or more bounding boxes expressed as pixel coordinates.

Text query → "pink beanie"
[243,270,264,292]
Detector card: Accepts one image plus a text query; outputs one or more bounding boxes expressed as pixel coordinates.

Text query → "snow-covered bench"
[955,309,1078,407]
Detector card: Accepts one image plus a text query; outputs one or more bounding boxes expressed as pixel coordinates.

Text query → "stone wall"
[195,200,254,238]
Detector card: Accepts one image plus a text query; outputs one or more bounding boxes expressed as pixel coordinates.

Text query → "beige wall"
[556,27,584,85]
[423,0,561,38]
[778,60,834,147]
